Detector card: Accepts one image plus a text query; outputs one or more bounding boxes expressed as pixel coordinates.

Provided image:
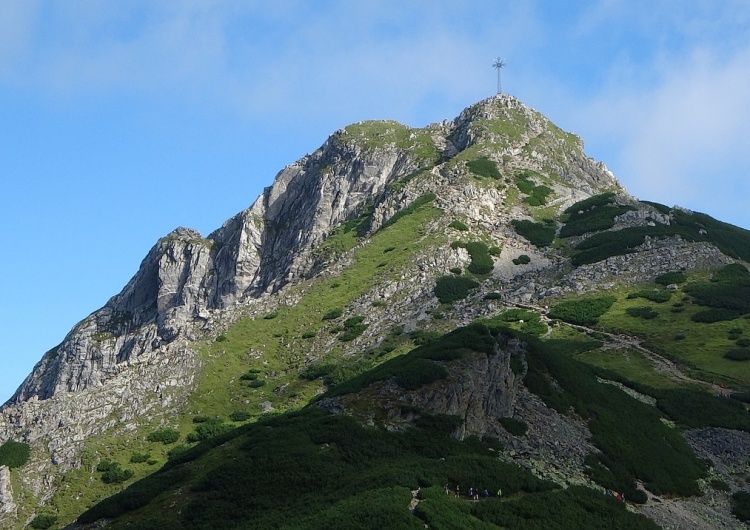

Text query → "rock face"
[0,465,16,521]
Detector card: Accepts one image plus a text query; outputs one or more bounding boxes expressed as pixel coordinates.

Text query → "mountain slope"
[1,95,750,529]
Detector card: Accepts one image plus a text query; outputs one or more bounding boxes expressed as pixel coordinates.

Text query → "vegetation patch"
[147,428,180,445]
[338,315,369,342]
[559,193,634,238]
[380,193,437,231]
[448,220,469,231]
[520,331,706,501]
[627,290,672,303]
[626,306,659,320]
[30,514,58,530]
[129,452,151,464]
[467,486,658,529]
[433,275,480,304]
[651,387,750,431]
[691,308,741,323]
[499,417,528,436]
[467,157,501,179]
[452,240,495,274]
[724,349,750,361]
[187,419,234,442]
[732,491,750,522]
[515,170,553,206]
[549,296,617,326]
[683,264,750,314]
[512,254,531,265]
[572,209,750,266]
[322,307,344,320]
[97,460,134,484]
[511,219,555,247]
[0,440,30,469]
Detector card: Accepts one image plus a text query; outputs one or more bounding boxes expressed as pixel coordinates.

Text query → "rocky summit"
[2,95,750,529]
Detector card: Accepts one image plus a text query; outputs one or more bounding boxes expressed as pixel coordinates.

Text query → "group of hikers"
[444,484,501,501]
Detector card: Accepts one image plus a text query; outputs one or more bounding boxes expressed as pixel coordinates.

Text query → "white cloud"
[571,45,750,228]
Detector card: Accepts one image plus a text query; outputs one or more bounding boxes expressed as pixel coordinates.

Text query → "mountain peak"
[5,96,750,527]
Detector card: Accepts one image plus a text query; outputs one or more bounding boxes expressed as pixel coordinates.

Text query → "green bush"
[525,185,553,206]
[188,419,234,442]
[230,411,251,422]
[338,315,368,342]
[499,417,528,436]
[448,267,462,275]
[512,254,531,265]
[548,296,616,325]
[465,243,494,274]
[511,219,555,247]
[249,379,266,388]
[725,349,750,361]
[489,245,502,256]
[691,308,741,323]
[239,370,260,381]
[560,193,633,238]
[467,157,501,179]
[655,271,687,285]
[627,289,672,303]
[263,311,279,320]
[737,338,750,347]
[732,491,750,522]
[301,330,317,339]
[433,275,479,304]
[147,428,180,445]
[626,306,659,320]
[448,220,468,231]
[484,292,502,300]
[97,461,134,484]
[30,514,58,530]
[653,388,750,431]
[130,452,151,464]
[564,192,617,215]
[322,308,344,320]
[0,440,30,469]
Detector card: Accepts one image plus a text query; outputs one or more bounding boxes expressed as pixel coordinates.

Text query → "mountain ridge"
[2,94,750,528]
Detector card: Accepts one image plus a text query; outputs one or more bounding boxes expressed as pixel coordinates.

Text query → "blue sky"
[1,1,749,403]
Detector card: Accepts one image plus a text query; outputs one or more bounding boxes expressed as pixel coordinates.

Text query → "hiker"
[468,487,474,499]
[444,484,450,496]
[483,489,489,497]
[497,488,502,498]
[455,485,460,496]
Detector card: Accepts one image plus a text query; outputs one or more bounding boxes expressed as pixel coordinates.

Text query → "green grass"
[595,285,750,387]
[339,121,440,164]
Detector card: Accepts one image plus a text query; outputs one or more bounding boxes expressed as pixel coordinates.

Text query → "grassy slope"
[77,322,669,530]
